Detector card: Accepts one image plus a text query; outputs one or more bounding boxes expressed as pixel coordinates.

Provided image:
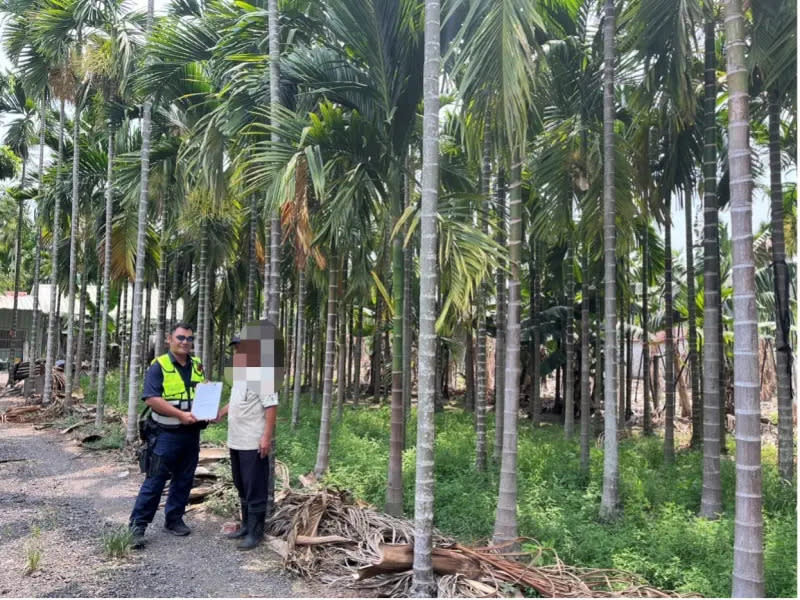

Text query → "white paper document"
[191,382,223,420]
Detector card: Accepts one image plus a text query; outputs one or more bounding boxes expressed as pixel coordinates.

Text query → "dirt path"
[0,410,335,598]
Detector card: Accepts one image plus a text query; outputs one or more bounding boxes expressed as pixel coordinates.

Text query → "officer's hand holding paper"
[192,382,223,421]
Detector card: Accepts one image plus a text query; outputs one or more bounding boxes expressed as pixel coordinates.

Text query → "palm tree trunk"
[118,283,128,405]
[42,99,66,406]
[55,293,63,358]
[142,282,152,373]
[402,281,411,417]
[29,97,47,369]
[652,348,659,412]
[403,161,413,427]
[564,236,575,438]
[155,202,167,357]
[356,305,364,405]
[594,312,603,430]
[373,292,383,404]
[75,245,89,383]
[618,270,626,431]
[347,303,353,398]
[529,246,541,424]
[285,282,295,397]
[726,1,764,593]
[203,263,213,371]
[685,188,701,447]
[29,223,42,362]
[336,271,346,420]
[411,2,439,588]
[313,253,338,477]
[494,151,522,544]
[267,0,281,324]
[664,205,675,464]
[170,260,178,329]
[475,307,487,469]
[11,158,27,362]
[306,318,313,387]
[434,316,442,411]
[262,219,270,319]
[465,326,475,411]
[387,303,406,513]
[475,129,490,469]
[599,0,619,521]
[89,305,99,390]
[555,364,561,408]
[625,306,632,420]
[197,230,208,359]
[246,196,257,320]
[494,168,506,461]
[217,322,226,381]
[96,126,113,428]
[579,251,591,473]
[64,100,83,408]
[125,0,155,444]
[309,314,318,401]
[767,89,794,480]
[642,217,652,436]
[314,301,325,403]
[387,157,406,514]
[291,266,305,430]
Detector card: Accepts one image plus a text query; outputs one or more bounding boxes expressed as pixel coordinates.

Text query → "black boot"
[129,522,147,549]
[226,501,248,539]
[236,506,266,551]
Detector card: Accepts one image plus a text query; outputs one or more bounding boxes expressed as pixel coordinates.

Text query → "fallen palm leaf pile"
[263,487,696,598]
[2,400,115,424]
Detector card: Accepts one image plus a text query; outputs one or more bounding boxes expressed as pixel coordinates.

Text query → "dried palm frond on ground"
[265,487,698,598]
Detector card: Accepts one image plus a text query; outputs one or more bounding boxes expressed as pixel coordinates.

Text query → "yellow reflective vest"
[149,353,204,427]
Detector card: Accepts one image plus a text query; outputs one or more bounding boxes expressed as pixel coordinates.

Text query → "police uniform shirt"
[142,351,203,429]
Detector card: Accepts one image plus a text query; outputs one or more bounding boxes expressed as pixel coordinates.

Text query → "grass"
[24,526,42,575]
[101,526,133,559]
[81,373,797,597]
[207,392,794,599]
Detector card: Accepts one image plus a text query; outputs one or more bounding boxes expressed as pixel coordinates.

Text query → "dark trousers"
[230,449,270,511]
[130,427,200,527]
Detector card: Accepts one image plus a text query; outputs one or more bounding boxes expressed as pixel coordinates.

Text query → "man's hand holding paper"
[192,382,223,421]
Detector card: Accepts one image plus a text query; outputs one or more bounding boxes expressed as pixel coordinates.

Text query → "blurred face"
[169,327,194,359]
[224,324,284,397]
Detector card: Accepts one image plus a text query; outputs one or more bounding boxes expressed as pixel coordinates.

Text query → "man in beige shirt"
[217,320,283,550]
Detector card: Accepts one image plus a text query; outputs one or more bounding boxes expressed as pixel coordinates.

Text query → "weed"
[101,526,133,559]
[24,526,42,575]
[204,461,240,517]
[271,395,797,598]
[53,413,83,431]
[84,424,125,450]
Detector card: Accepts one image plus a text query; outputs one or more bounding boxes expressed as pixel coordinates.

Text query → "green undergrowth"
[80,380,796,597]
[235,394,796,598]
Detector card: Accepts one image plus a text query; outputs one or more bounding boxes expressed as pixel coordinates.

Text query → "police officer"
[128,322,207,548]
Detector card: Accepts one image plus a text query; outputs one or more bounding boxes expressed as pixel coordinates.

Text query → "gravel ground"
[0,394,343,598]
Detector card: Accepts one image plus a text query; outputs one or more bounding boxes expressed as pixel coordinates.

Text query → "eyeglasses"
[175,335,195,342]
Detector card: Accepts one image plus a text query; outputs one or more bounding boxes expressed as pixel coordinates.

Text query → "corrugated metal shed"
[32,284,184,320]
[0,294,37,311]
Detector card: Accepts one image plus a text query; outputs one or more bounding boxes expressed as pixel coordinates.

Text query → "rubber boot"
[236,507,266,551]
[226,501,248,539]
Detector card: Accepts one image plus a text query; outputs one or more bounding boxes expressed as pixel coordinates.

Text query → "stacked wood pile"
[261,487,697,598]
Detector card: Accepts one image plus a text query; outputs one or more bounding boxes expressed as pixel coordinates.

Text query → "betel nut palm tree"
[725,0,764,595]
[411,0,438,593]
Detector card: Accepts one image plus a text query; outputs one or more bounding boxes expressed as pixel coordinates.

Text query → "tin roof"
[0,284,184,321]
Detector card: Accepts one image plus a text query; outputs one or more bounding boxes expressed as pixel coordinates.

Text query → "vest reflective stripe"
[150,354,204,427]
